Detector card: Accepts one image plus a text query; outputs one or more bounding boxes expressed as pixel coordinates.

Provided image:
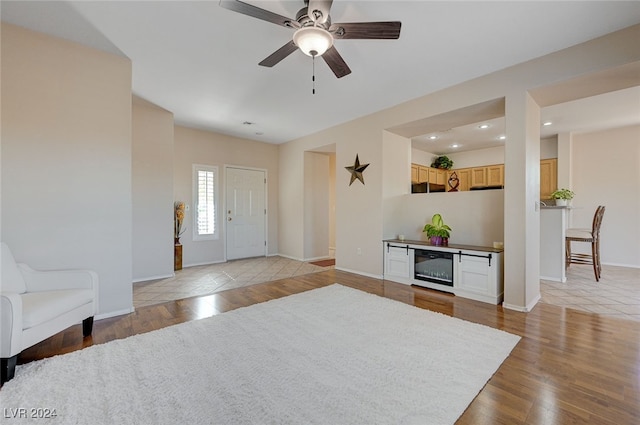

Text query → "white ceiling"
[413,86,640,155]
[2,1,640,146]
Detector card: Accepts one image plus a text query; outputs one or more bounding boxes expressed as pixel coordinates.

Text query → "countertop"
[383,239,503,253]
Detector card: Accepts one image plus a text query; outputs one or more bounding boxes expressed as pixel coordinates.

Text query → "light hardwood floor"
[9,268,640,423]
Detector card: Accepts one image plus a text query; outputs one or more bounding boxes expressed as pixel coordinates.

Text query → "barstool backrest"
[592,205,605,240]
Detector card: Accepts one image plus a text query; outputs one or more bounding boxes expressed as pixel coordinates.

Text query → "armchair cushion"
[21,289,95,329]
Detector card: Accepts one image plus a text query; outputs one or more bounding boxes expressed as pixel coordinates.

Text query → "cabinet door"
[457,255,491,295]
[436,169,446,185]
[487,164,504,186]
[418,166,429,183]
[540,159,557,199]
[471,167,487,187]
[428,167,437,184]
[454,169,471,191]
[411,164,419,184]
[385,245,412,279]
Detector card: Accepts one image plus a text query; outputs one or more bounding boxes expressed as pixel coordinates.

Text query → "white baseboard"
[503,293,541,313]
[602,261,640,269]
[540,275,566,283]
[132,273,174,283]
[277,253,305,262]
[334,266,383,280]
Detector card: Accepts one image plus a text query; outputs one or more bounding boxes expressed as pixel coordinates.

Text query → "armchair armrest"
[18,264,98,291]
[0,293,23,358]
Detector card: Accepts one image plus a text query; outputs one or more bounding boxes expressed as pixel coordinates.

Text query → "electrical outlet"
[357,248,362,255]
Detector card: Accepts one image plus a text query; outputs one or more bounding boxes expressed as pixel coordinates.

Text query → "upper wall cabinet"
[411,163,445,185]
[412,160,554,197]
[540,158,558,199]
[448,168,472,191]
[471,167,488,187]
[487,164,504,186]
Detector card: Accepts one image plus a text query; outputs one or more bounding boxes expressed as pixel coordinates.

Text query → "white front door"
[226,167,266,260]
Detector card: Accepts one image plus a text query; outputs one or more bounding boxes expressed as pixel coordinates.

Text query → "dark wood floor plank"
[5,270,640,424]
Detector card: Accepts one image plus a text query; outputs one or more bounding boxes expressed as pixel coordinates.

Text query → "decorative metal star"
[345,154,370,186]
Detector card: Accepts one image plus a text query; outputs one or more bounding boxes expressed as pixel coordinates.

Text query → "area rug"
[0,284,520,425]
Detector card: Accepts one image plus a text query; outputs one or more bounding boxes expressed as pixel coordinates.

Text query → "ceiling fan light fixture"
[293,26,333,57]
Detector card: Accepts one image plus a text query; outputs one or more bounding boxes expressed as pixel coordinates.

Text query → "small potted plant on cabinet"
[431,155,454,170]
[550,188,574,206]
[422,213,452,246]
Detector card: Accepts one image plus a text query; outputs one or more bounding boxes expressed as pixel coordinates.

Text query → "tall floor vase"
[174,241,182,271]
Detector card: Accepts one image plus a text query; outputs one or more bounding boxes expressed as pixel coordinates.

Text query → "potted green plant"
[431,155,454,170]
[422,213,452,245]
[550,188,574,206]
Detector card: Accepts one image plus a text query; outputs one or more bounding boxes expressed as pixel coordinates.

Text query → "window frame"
[192,164,219,241]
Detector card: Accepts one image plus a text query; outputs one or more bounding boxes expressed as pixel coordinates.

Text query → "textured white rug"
[0,284,520,424]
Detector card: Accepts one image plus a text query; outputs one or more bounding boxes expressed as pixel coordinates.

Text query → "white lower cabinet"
[456,250,503,304]
[383,241,503,305]
[384,243,413,282]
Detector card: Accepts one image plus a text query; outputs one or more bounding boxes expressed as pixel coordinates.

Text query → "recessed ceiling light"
[498,135,506,140]
[542,121,552,126]
[451,144,460,148]
[478,124,490,129]
[429,135,438,140]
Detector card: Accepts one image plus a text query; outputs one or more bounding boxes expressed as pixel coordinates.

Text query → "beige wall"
[328,154,336,255]
[132,98,174,281]
[279,24,640,310]
[1,24,133,316]
[570,125,640,267]
[173,126,279,266]
[303,152,329,260]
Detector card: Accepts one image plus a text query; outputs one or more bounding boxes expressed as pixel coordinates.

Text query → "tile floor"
[133,256,333,308]
[134,257,640,322]
[540,264,640,322]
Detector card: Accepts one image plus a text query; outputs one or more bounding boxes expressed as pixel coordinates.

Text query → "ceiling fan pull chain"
[312,52,316,95]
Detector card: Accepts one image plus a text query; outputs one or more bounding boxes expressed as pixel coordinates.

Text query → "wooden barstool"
[565,205,605,281]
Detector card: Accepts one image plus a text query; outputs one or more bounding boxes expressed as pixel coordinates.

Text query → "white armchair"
[1,243,98,384]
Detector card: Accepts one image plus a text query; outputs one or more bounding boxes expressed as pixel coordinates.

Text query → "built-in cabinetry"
[540,158,558,199]
[411,164,446,185]
[383,240,504,304]
[448,168,471,191]
[464,164,505,188]
[470,167,488,187]
[487,164,504,186]
[412,160,554,197]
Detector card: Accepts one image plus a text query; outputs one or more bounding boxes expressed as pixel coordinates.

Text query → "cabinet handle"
[386,242,411,255]
[458,251,492,267]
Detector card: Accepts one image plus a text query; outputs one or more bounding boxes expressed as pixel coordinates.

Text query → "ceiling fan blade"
[259,41,298,67]
[308,0,333,24]
[219,0,295,29]
[330,21,401,39]
[322,46,351,78]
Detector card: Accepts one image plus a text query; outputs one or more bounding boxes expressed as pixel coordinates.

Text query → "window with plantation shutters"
[193,164,218,240]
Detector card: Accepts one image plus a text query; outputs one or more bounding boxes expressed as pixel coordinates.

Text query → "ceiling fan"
[219,0,401,78]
